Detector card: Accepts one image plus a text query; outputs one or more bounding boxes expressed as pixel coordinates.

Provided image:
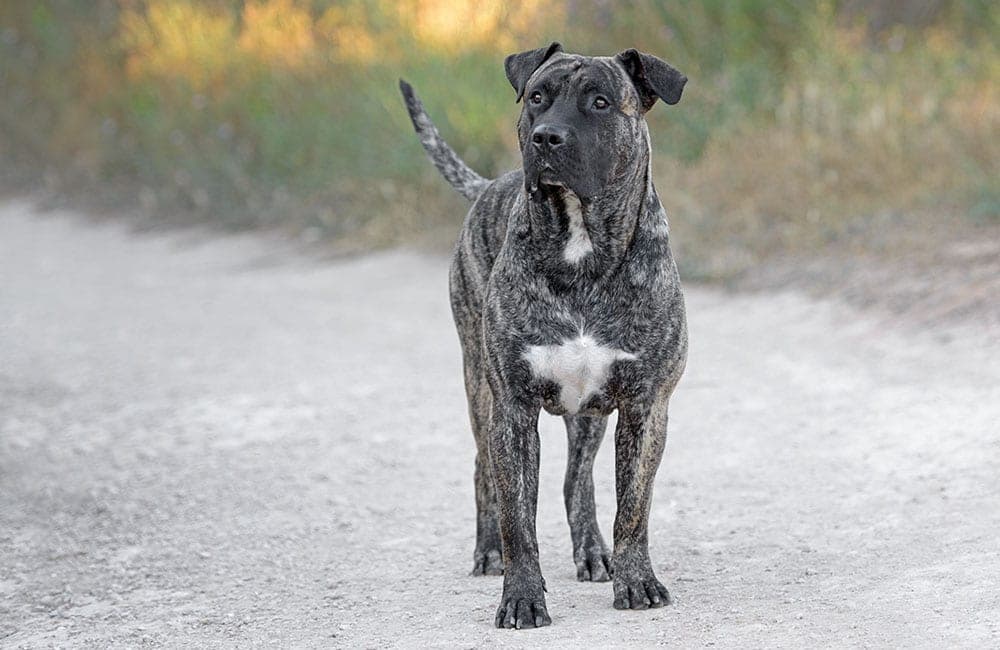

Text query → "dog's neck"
[520,160,651,279]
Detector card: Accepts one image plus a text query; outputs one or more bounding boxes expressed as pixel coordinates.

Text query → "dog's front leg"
[611,386,673,610]
[489,397,551,629]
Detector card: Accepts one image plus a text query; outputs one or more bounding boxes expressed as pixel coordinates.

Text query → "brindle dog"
[400,42,688,629]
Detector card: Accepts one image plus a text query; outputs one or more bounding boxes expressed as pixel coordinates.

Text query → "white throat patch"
[523,335,635,414]
[562,191,593,264]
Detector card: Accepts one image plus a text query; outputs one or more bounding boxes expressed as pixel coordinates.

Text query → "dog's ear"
[504,42,563,103]
[615,49,687,111]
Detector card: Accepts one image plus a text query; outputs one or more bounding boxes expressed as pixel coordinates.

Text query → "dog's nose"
[531,124,570,150]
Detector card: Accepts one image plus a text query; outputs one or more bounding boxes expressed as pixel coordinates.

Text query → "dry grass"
[0,2,996,281]
[658,24,999,280]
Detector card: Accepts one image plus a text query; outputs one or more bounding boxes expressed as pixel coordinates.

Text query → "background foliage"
[1,1,997,276]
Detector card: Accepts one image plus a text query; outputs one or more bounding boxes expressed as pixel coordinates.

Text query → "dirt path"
[1,200,998,648]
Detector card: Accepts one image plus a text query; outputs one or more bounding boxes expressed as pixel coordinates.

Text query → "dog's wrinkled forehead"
[527,54,641,116]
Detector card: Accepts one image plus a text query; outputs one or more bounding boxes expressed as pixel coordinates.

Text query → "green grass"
[0,1,997,268]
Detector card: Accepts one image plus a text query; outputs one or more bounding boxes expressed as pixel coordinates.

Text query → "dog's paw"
[573,544,612,582]
[495,579,551,629]
[612,574,671,610]
[472,548,504,576]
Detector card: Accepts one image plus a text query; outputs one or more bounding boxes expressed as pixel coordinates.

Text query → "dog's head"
[505,43,686,202]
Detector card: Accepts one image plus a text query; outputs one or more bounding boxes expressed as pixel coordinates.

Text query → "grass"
[0,1,997,277]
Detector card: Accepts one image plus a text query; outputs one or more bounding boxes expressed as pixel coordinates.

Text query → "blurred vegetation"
[0,1,997,276]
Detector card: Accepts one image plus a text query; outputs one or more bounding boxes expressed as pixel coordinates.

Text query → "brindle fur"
[400,43,688,629]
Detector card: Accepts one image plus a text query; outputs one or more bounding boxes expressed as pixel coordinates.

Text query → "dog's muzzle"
[524,123,577,194]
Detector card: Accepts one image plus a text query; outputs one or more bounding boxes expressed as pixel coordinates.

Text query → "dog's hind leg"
[466,360,504,576]
[563,415,612,581]
[450,244,504,576]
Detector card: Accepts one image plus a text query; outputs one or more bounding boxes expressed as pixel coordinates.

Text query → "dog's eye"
[529,91,543,105]
[593,96,609,110]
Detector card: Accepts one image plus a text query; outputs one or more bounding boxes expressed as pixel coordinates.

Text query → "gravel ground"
[1,200,998,648]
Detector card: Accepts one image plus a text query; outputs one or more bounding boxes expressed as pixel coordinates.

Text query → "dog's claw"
[613,576,670,610]
[496,599,551,629]
[645,582,667,607]
[495,579,550,629]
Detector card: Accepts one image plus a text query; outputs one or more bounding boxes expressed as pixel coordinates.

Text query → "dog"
[400,42,688,629]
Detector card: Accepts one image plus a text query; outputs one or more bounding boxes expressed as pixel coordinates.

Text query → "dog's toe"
[575,550,612,582]
[472,549,504,576]
[495,598,550,629]
[613,576,671,610]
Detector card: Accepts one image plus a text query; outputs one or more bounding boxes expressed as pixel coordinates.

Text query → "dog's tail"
[399,79,490,202]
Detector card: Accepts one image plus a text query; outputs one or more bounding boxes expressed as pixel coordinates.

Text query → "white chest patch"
[562,192,593,264]
[523,335,635,414]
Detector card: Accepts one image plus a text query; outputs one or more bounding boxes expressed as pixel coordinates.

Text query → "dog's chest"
[523,334,634,415]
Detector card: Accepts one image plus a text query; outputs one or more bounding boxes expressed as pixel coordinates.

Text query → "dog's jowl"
[400,42,688,629]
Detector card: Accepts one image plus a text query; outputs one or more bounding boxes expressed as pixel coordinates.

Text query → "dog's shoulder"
[456,169,525,270]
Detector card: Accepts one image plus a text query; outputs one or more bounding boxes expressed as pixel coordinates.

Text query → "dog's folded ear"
[615,49,687,111]
[504,42,563,103]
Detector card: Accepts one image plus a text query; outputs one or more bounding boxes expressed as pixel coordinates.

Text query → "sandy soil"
[1,200,998,648]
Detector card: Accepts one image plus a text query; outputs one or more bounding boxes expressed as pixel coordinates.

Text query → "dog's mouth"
[538,167,566,188]
[526,163,569,194]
